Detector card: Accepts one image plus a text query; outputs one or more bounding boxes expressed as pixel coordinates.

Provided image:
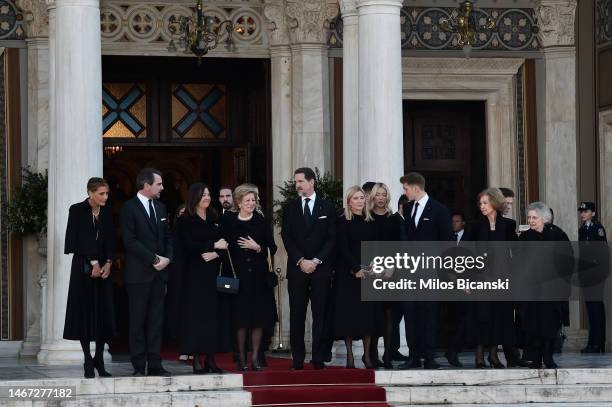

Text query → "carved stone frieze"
[263,0,289,46]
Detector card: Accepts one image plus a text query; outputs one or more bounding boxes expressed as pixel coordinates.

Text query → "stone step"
[376,368,612,386]
[385,384,612,405]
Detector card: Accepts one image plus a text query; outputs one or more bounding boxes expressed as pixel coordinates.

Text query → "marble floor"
[1,351,612,381]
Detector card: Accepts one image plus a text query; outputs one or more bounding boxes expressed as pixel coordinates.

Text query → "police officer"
[578,202,609,354]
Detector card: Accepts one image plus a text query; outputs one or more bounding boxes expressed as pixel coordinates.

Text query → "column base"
[37,339,111,365]
[564,328,589,352]
[19,337,41,358]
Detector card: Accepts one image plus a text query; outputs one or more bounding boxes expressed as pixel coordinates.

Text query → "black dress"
[519,224,572,339]
[465,215,517,346]
[334,214,384,338]
[176,214,229,354]
[372,212,401,312]
[63,199,116,342]
[220,211,278,329]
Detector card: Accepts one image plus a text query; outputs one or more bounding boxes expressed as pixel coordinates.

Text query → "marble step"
[385,384,612,405]
[0,390,251,407]
[376,368,612,386]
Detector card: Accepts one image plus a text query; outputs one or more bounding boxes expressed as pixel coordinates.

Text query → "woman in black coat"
[177,183,228,374]
[518,201,572,368]
[467,187,517,369]
[334,185,384,369]
[64,177,116,378]
[369,182,402,369]
[220,184,277,371]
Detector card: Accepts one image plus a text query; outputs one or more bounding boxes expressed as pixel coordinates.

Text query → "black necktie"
[411,202,419,227]
[304,198,312,228]
[454,232,459,242]
[148,199,156,223]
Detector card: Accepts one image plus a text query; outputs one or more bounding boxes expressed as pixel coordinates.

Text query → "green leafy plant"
[4,167,48,236]
[272,168,343,227]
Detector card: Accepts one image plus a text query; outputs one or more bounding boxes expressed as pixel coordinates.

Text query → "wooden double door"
[403,100,487,222]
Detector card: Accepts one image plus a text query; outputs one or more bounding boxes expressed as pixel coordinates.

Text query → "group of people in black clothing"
[62,167,608,378]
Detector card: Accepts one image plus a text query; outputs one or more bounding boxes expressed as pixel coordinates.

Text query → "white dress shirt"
[301,191,316,214]
[137,192,157,219]
[455,229,464,243]
[410,193,429,225]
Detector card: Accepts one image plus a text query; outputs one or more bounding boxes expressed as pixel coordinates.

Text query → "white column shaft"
[341,12,359,191]
[39,0,103,364]
[357,0,404,208]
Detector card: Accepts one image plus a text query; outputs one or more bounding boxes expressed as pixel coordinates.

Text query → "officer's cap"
[578,202,596,212]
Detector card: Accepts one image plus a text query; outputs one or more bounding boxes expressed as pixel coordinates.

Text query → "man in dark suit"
[281,167,336,370]
[399,172,453,369]
[121,168,173,376]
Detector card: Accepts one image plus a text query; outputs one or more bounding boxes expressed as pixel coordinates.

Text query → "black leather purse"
[217,250,239,294]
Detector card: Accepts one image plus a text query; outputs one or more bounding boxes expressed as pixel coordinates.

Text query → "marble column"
[339,0,359,191]
[535,0,584,347]
[270,44,293,349]
[290,43,331,172]
[38,0,103,364]
[356,0,404,208]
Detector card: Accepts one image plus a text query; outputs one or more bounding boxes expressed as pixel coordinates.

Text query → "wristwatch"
[153,255,161,266]
[313,258,322,265]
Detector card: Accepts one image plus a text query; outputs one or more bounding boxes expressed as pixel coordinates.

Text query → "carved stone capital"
[339,0,357,16]
[284,0,339,44]
[263,0,290,46]
[16,0,49,38]
[535,0,577,47]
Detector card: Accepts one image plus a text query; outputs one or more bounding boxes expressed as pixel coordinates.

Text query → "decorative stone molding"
[1,0,26,39]
[100,0,268,57]
[597,0,612,46]
[330,5,541,51]
[285,0,338,44]
[263,0,289,46]
[534,0,577,48]
[15,0,47,37]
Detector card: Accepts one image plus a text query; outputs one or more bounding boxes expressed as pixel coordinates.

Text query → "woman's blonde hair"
[344,185,373,221]
[233,184,259,212]
[368,182,393,216]
[477,187,506,213]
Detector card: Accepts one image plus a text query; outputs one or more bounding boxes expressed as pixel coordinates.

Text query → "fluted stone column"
[356,0,404,208]
[339,0,359,191]
[38,0,103,364]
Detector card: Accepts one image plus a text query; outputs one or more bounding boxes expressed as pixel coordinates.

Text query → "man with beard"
[219,186,233,214]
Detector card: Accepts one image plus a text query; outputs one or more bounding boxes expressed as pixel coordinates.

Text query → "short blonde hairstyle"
[233,184,259,212]
[368,183,393,216]
[477,188,506,213]
[344,185,373,221]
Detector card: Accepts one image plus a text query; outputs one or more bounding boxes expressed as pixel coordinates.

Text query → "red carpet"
[163,352,391,406]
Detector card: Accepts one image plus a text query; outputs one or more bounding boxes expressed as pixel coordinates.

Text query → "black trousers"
[127,277,165,371]
[288,268,331,365]
[586,300,606,347]
[403,301,438,360]
[388,305,403,355]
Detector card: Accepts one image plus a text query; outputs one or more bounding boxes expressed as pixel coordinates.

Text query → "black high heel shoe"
[205,358,224,374]
[237,360,249,371]
[487,356,505,369]
[93,358,112,377]
[84,360,95,379]
[362,356,375,370]
[382,355,393,370]
[251,358,264,372]
[193,356,208,375]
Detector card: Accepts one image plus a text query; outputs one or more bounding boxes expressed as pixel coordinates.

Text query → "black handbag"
[82,258,93,275]
[266,247,278,288]
[217,250,239,294]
